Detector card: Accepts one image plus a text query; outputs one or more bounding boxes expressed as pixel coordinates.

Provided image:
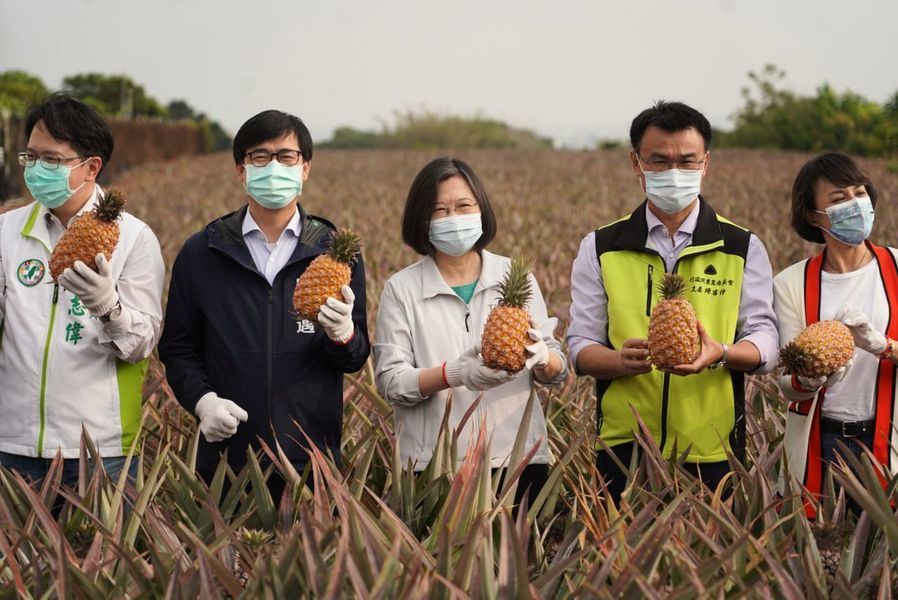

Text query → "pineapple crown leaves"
[498,257,533,308]
[657,272,688,300]
[95,187,126,222]
[778,342,809,375]
[327,228,361,265]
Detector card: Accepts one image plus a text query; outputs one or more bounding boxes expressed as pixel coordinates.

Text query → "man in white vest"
[0,93,164,486]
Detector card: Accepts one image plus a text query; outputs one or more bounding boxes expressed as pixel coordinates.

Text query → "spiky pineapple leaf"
[778,342,810,376]
[657,272,687,300]
[499,257,533,308]
[95,187,126,222]
[328,228,361,265]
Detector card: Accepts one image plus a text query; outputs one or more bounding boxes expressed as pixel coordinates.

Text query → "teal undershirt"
[451,280,478,304]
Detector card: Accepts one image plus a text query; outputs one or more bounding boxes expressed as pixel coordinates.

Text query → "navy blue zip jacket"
[158,205,370,472]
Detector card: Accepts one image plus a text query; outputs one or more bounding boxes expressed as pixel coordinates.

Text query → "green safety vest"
[594,199,751,463]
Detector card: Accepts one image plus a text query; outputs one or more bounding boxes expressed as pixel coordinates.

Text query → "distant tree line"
[0,70,230,151]
[322,110,554,150]
[716,64,898,157]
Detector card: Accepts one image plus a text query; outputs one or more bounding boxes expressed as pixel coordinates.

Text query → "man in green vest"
[566,101,778,504]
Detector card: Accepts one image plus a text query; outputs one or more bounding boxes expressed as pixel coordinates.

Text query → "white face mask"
[638,160,704,214]
[428,213,483,256]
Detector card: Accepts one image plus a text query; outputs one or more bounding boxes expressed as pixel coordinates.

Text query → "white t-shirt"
[819,259,887,421]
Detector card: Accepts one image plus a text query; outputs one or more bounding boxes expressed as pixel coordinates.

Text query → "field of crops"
[2,148,898,597]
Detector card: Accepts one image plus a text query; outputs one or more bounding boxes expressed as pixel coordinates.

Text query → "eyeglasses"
[432,200,480,219]
[637,154,707,172]
[244,149,303,167]
[18,152,86,170]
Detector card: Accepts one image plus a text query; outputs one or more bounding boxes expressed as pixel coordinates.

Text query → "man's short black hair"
[402,157,497,256]
[791,152,878,244]
[24,93,114,177]
[629,100,712,152]
[232,110,313,165]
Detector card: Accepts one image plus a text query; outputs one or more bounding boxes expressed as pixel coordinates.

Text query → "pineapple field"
[2,148,898,598]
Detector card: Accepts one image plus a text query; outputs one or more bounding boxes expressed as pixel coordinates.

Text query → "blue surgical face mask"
[638,160,704,214]
[814,195,875,246]
[244,161,303,209]
[24,158,90,209]
[429,213,483,257]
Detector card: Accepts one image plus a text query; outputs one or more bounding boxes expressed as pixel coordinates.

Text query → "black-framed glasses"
[244,149,303,167]
[18,152,86,170]
[637,153,707,172]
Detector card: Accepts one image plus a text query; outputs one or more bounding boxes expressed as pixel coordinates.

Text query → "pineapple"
[481,257,533,373]
[779,321,854,379]
[49,188,125,280]
[647,273,699,369]
[293,228,360,321]
[812,522,848,583]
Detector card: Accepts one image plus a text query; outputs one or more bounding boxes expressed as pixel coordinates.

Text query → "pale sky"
[3,0,896,147]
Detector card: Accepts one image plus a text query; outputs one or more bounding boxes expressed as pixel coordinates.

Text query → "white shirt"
[242,208,301,286]
[818,260,886,421]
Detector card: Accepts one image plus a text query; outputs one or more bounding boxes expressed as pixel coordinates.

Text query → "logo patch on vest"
[17,259,45,287]
[296,319,316,334]
[704,264,717,276]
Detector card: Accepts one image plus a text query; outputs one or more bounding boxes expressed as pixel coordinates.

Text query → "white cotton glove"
[57,253,119,316]
[795,355,854,392]
[835,304,887,355]
[524,320,550,371]
[444,346,516,391]
[318,285,355,344]
[194,392,249,443]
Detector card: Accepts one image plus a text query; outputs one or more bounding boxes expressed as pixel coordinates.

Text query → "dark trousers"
[493,463,549,512]
[820,430,874,516]
[0,451,138,488]
[198,466,291,508]
[595,442,731,505]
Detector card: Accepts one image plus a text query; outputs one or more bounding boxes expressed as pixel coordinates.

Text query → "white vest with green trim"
[0,200,148,458]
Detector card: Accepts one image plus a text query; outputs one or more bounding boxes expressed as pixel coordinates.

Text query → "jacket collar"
[420,250,505,300]
[242,206,302,241]
[207,203,331,274]
[614,196,723,252]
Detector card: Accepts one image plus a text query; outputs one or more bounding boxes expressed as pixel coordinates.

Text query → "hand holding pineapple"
[618,338,652,375]
[57,253,119,317]
[318,285,356,344]
[834,304,888,356]
[666,321,727,375]
[523,320,550,371]
[444,346,516,391]
[792,357,854,393]
[779,320,854,381]
[293,229,360,322]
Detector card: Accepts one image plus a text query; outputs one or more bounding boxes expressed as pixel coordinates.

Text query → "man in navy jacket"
[159,110,369,499]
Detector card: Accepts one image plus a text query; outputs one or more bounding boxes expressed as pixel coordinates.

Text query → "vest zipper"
[645,265,654,317]
[658,372,671,453]
[37,284,60,458]
[464,304,471,333]
[657,259,685,457]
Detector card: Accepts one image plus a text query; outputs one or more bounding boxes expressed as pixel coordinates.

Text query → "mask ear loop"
[67,157,95,196]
